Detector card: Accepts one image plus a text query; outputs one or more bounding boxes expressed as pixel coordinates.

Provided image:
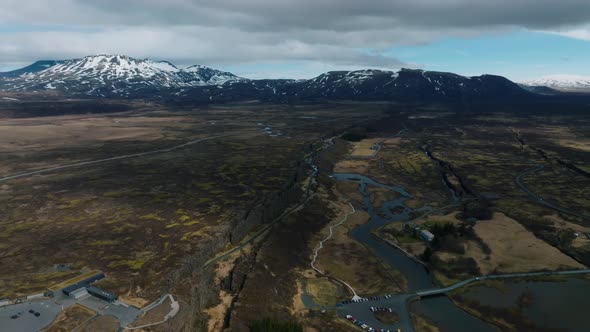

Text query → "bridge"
[416,269,590,298]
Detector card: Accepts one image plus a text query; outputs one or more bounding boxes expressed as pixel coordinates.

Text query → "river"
[459,277,590,331]
[332,173,500,332]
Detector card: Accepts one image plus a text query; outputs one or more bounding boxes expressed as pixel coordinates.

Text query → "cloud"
[0,0,589,76]
[546,25,590,41]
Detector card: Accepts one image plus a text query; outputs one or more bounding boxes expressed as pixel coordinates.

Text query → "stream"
[332,173,500,332]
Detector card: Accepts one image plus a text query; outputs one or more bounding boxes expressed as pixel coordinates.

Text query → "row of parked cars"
[9,309,40,319]
[345,314,398,332]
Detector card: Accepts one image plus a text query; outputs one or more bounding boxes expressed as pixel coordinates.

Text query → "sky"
[0,0,589,81]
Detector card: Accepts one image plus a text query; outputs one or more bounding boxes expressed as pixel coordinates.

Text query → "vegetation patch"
[250,318,303,332]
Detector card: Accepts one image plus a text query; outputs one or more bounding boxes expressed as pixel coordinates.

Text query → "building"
[61,271,105,296]
[419,230,435,242]
[69,288,89,300]
[86,286,117,302]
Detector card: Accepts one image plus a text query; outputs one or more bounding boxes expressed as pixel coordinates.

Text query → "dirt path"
[310,202,360,300]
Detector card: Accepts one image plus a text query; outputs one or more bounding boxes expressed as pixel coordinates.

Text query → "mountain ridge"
[0,55,535,102]
[521,75,590,92]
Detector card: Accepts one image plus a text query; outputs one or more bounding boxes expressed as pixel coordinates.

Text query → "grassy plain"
[0,100,383,302]
[3,99,590,331]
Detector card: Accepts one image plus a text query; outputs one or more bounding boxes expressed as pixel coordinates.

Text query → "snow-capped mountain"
[173,68,532,103]
[291,68,529,101]
[521,75,590,92]
[0,55,244,96]
[0,55,534,102]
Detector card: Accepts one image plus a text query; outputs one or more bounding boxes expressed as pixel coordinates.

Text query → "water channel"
[332,173,500,332]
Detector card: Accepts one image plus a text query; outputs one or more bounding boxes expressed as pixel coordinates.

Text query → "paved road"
[515,164,590,221]
[338,295,414,332]
[126,294,179,330]
[418,268,590,297]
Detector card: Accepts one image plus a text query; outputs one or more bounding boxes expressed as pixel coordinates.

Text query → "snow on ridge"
[3,54,246,93]
[522,74,590,89]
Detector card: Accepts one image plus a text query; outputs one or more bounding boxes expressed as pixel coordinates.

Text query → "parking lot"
[337,294,415,332]
[0,300,64,332]
[78,296,139,326]
[0,291,140,331]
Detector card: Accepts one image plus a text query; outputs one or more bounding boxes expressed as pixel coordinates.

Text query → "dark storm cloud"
[58,0,590,30]
[0,0,589,76]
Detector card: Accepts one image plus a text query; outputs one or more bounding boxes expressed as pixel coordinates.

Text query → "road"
[515,164,590,221]
[417,268,590,297]
[0,134,228,183]
[125,294,179,330]
[0,115,367,184]
[338,294,414,332]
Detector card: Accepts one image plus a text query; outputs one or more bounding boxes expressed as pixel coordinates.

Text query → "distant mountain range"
[521,75,590,92]
[0,54,569,102]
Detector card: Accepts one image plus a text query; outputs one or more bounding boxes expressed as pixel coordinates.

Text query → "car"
[29,309,35,314]
[34,312,40,317]
[346,315,353,320]
[10,315,18,319]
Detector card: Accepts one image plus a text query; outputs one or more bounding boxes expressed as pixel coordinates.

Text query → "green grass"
[90,240,119,246]
[103,190,128,197]
[57,199,84,209]
[305,278,339,306]
[139,213,164,221]
[108,259,147,271]
[395,234,421,244]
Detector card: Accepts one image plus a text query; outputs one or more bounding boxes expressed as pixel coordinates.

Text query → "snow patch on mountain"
[521,75,590,91]
[0,55,245,96]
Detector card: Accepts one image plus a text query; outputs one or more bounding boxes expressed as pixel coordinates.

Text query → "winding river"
[332,173,500,332]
